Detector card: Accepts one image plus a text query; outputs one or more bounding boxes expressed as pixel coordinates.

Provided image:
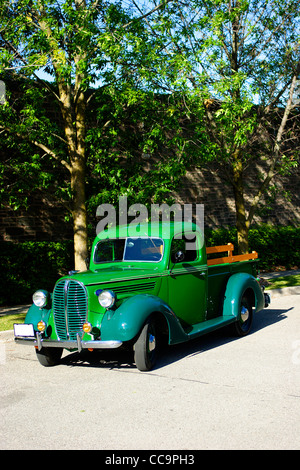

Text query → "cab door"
[167,232,207,327]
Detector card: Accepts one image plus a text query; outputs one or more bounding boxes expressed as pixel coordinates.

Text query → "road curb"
[0,329,15,342]
[266,285,300,298]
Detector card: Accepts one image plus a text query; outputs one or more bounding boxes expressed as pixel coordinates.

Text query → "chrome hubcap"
[241,306,249,323]
[148,334,156,352]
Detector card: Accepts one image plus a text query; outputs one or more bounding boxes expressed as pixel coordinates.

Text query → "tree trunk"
[232,158,250,255]
[71,155,88,271]
[59,82,88,271]
[72,72,88,271]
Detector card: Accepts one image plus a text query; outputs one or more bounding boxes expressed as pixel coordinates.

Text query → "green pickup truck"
[14,222,270,371]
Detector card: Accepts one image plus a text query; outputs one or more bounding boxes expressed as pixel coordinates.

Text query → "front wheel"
[134,318,157,371]
[233,296,253,337]
[36,347,63,367]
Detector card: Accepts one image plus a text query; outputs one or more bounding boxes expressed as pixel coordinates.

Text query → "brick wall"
[1,162,299,243]
[173,164,300,229]
[0,196,72,242]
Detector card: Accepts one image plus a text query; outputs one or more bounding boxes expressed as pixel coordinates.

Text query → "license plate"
[14,323,35,337]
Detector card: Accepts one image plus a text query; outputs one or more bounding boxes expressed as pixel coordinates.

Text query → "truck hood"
[62,265,164,287]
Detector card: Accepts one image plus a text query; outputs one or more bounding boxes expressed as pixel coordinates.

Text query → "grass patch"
[0,313,26,331]
[267,274,300,290]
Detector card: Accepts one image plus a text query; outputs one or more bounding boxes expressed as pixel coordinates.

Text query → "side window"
[170,233,198,263]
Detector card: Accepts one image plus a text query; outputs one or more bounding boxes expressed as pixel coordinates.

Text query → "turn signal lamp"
[83,322,92,333]
[37,320,46,332]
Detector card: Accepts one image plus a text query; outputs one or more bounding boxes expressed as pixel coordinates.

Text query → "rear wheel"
[134,318,157,371]
[36,347,63,367]
[233,295,253,336]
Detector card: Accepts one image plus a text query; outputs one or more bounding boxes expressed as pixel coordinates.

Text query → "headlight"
[33,290,48,308]
[98,290,116,309]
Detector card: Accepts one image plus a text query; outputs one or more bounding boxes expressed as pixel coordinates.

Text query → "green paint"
[16,222,267,368]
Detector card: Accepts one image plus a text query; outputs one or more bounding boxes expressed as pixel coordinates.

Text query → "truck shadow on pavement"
[60,347,136,370]
[157,306,292,369]
[60,306,292,371]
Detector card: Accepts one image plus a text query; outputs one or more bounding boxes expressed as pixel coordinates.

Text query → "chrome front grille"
[53,280,87,341]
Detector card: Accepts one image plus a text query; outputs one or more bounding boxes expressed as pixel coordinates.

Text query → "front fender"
[25,303,51,331]
[223,272,265,318]
[100,294,187,344]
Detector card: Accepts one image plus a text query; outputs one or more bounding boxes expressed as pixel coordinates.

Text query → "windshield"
[94,237,164,263]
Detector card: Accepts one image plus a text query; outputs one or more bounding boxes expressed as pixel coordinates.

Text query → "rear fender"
[100,294,187,345]
[223,272,265,318]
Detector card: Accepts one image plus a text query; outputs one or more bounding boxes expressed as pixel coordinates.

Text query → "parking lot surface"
[1,293,300,450]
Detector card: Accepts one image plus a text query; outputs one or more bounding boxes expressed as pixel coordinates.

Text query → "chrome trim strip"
[74,280,89,340]
[86,273,164,286]
[86,266,208,286]
[15,335,123,350]
[169,266,208,276]
[64,279,70,338]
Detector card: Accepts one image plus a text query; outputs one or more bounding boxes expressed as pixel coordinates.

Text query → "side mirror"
[174,250,185,263]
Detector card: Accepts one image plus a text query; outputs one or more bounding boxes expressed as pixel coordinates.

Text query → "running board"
[186,316,236,340]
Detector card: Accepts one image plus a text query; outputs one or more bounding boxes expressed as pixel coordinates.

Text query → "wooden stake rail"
[206,243,258,266]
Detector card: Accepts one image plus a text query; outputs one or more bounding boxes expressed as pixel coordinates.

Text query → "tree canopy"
[0,0,299,261]
[0,0,186,268]
[140,0,300,252]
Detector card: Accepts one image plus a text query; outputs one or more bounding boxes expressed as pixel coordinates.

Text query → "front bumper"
[15,332,123,353]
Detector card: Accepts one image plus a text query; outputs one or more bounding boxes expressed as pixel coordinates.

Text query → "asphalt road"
[1,293,300,451]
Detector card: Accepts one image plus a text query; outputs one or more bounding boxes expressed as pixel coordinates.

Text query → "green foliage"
[248,225,300,271]
[146,0,300,252]
[205,225,300,272]
[0,240,73,305]
[1,0,299,263]
[86,87,204,216]
[0,75,68,211]
[1,1,204,238]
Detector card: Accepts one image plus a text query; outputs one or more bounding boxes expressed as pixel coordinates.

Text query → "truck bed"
[206,244,259,320]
